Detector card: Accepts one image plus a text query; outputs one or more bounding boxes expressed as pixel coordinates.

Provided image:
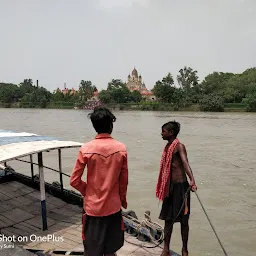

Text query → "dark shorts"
[159,181,190,224]
[82,210,124,256]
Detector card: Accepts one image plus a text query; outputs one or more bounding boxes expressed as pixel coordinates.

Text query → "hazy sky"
[1,0,255,91]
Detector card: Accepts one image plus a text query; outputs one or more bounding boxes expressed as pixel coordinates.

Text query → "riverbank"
[107,102,247,112]
[0,102,249,112]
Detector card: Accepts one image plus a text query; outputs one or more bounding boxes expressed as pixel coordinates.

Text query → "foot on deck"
[181,248,188,256]
[161,250,171,256]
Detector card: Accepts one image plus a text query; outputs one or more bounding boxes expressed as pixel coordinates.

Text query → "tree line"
[0,79,97,109]
[152,67,256,112]
[0,66,256,111]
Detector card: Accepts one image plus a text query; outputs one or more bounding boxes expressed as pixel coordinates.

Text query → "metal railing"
[15,151,71,195]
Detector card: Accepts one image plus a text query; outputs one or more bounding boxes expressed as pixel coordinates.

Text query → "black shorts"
[159,181,190,224]
[82,210,125,256]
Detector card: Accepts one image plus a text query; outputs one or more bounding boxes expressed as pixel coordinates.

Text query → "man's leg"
[181,185,190,256]
[180,221,189,256]
[161,220,173,256]
[83,214,106,256]
[83,240,88,256]
[104,211,124,255]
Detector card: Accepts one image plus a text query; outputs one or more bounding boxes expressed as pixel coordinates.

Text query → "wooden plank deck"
[0,181,179,256]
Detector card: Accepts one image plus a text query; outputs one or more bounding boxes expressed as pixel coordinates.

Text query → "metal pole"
[30,155,34,182]
[58,149,64,195]
[38,152,47,230]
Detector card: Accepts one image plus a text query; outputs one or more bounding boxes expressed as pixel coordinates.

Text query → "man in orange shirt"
[70,107,128,256]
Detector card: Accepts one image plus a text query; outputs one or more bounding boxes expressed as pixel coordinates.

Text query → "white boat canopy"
[0,129,82,164]
[0,129,83,231]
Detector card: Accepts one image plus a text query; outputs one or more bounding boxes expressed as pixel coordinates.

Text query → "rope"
[124,187,190,249]
[125,189,229,256]
[124,212,164,244]
[195,191,228,256]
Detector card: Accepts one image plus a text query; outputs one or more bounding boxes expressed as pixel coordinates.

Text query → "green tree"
[19,84,52,108]
[190,83,203,103]
[106,79,130,103]
[129,90,142,102]
[200,72,235,95]
[232,68,256,99]
[152,73,175,103]
[79,80,97,101]
[19,79,34,98]
[243,92,256,112]
[0,83,20,105]
[221,87,241,103]
[177,66,199,92]
[162,72,174,86]
[199,94,224,112]
[98,90,112,103]
[51,90,65,102]
[171,88,186,108]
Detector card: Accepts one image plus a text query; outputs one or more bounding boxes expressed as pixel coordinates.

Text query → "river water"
[1,108,256,256]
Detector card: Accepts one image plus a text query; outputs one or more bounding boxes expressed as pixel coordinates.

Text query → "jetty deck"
[0,180,170,256]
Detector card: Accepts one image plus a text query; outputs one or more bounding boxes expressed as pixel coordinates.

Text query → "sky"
[0,0,255,91]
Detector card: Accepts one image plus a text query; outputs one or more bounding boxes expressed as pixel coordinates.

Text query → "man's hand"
[191,185,197,192]
[190,180,197,192]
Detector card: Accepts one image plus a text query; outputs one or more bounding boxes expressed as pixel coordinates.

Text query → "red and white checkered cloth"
[156,138,179,201]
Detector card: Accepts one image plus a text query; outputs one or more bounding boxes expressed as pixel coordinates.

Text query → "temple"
[126,67,156,100]
[126,67,146,91]
[55,67,156,102]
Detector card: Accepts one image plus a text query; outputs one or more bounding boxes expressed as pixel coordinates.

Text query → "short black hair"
[162,121,180,137]
[88,107,116,134]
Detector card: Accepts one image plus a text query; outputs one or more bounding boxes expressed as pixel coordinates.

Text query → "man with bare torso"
[156,121,197,256]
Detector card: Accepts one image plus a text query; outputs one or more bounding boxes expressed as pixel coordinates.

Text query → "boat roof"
[0,129,82,164]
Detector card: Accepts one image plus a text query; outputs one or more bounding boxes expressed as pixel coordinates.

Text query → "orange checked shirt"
[70,133,128,217]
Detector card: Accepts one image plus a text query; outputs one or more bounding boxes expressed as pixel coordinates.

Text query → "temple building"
[54,68,156,102]
[126,67,156,101]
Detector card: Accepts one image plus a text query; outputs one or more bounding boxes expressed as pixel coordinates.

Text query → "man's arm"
[119,151,128,209]
[70,149,87,197]
[178,143,197,190]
